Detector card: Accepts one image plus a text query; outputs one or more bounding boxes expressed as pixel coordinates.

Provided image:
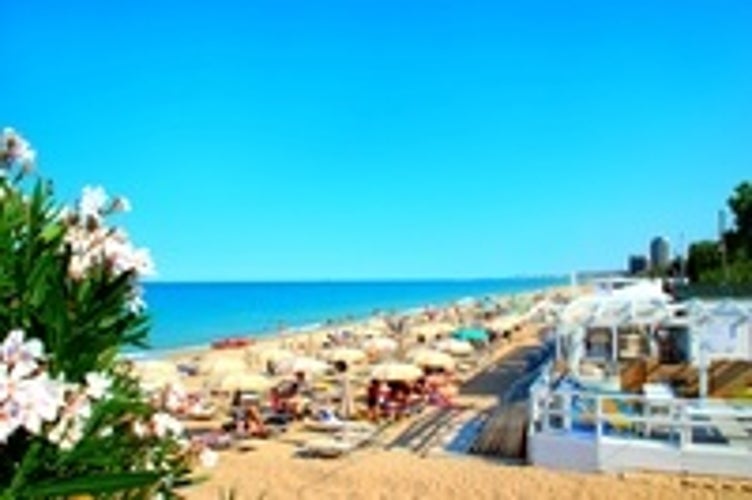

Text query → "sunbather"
[366,379,383,422]
[229,390,269,437]
[271,372,310,419]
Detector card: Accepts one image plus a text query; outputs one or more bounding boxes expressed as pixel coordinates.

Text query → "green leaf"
[23,471,163,497]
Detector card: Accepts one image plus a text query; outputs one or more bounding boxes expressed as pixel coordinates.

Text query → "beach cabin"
[528,281,752,478]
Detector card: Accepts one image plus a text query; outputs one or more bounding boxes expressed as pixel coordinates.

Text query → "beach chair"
[298,424,379,458]
[304,408,378,433]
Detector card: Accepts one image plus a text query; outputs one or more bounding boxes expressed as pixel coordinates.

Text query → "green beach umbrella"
[452,327,489,342]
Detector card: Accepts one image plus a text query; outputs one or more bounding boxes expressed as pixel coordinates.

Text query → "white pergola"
[552,291,752,398]
[684,299,752,397]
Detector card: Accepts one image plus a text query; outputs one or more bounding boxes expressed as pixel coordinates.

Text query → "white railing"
[529,386,752,450]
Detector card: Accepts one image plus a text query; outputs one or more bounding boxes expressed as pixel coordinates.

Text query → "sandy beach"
[184,446,752,499]
[134,286,752,499]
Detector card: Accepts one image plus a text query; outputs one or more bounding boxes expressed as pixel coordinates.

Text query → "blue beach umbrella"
[452,327,489,342]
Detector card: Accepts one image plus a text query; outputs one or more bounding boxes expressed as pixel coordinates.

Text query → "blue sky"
[4,1,752,281]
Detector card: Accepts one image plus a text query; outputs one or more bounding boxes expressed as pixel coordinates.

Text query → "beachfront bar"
[528,279,752,478]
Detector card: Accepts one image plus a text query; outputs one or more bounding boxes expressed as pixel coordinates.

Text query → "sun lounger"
[186,404,217,420]
[299,438,355,458]
[304,419,376,434]
[299,424,379,458]
[304,409,377,433]
[192,431,233,451]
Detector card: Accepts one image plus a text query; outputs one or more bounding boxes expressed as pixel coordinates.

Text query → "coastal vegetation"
[686,181,752,288]
[0,128,209,498]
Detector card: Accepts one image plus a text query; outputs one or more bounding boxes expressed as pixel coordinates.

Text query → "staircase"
[468,401,528,460]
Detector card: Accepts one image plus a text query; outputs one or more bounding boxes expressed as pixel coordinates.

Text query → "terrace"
[528,280,752,478]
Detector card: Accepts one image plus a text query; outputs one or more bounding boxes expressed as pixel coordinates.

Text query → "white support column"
[678,400,690,450]
[694,316,709,398]
[699,343,709,399]
[595,394,603,442]
[529,387,540,435]
[611,325,619,365]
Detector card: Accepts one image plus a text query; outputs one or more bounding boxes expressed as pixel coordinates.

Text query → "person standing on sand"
[334,360,354,419]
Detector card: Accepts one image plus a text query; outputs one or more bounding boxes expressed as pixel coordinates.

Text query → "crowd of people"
[220,362,459,438]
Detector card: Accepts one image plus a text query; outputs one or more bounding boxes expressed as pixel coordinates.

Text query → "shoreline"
[138,283,576,368]
[140,279,570,359]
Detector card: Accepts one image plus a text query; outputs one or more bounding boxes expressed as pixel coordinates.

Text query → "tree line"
[685,181,752,285]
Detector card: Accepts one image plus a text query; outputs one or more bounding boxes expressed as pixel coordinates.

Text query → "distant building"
[650,237,671,271]
[628,255,649,275]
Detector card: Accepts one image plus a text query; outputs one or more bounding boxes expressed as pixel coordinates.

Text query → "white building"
[527,279,752,478]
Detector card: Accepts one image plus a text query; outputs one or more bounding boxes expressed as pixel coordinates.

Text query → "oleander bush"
[0,128,210,499]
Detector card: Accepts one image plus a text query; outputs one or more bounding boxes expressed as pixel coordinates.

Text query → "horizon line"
[142,274,575,284]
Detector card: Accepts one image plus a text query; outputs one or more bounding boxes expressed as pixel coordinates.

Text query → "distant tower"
[628,255,649,275]
[649,237,671,271]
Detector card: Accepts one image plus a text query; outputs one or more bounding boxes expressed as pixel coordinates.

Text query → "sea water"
[139,278,565,352]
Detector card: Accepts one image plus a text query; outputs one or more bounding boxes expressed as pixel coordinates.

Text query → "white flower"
[151,412,183,438]
[1,127,36,170]
[22,374,66,423]
[84,372,112,400]
[112,196,131,213]
[0,374,65,440]
[1,329,43,379]
[68,254,91,280]
[163,384,186,413]
[0,399,22,443]
[0,365,17,401]
[78,186,108,221]
[198,447,218,468]
[125,293,147,314]
[132,420,148,438]
[47,392,92,450]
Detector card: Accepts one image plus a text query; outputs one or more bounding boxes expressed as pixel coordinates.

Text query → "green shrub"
[0,127,210,498]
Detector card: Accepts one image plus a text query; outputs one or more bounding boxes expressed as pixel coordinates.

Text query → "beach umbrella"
[409,321,455,341]
[322,347,367,365]
[484,315,521,332]
[133,360,180,390]
[371,362,423,382]
[435,338,474,356]
[254,347,296,365]
[407,349,455,371]
[200,355,248,377]
[352,328,386,339]
[276,356,329,376]
[452,327,489,343]
[133,359,177,377]
[363,337,398,354]
[211,372,273,393]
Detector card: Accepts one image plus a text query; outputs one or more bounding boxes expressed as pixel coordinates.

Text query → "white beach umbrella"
[409,321,455,341]
[484,315,521,332]
[407,349,455,371]
[211,372,273,393]
[434,338,474,356]
[133,360,180,390]
[363,316,390,332]
[254,347,296,365]
[351,327,386,338]
[276,356,329,376]
[363,337,398,354]
[322,347,367,365]
[371,362,423,382]
[133,359,177,378]
[200,355,248,377]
